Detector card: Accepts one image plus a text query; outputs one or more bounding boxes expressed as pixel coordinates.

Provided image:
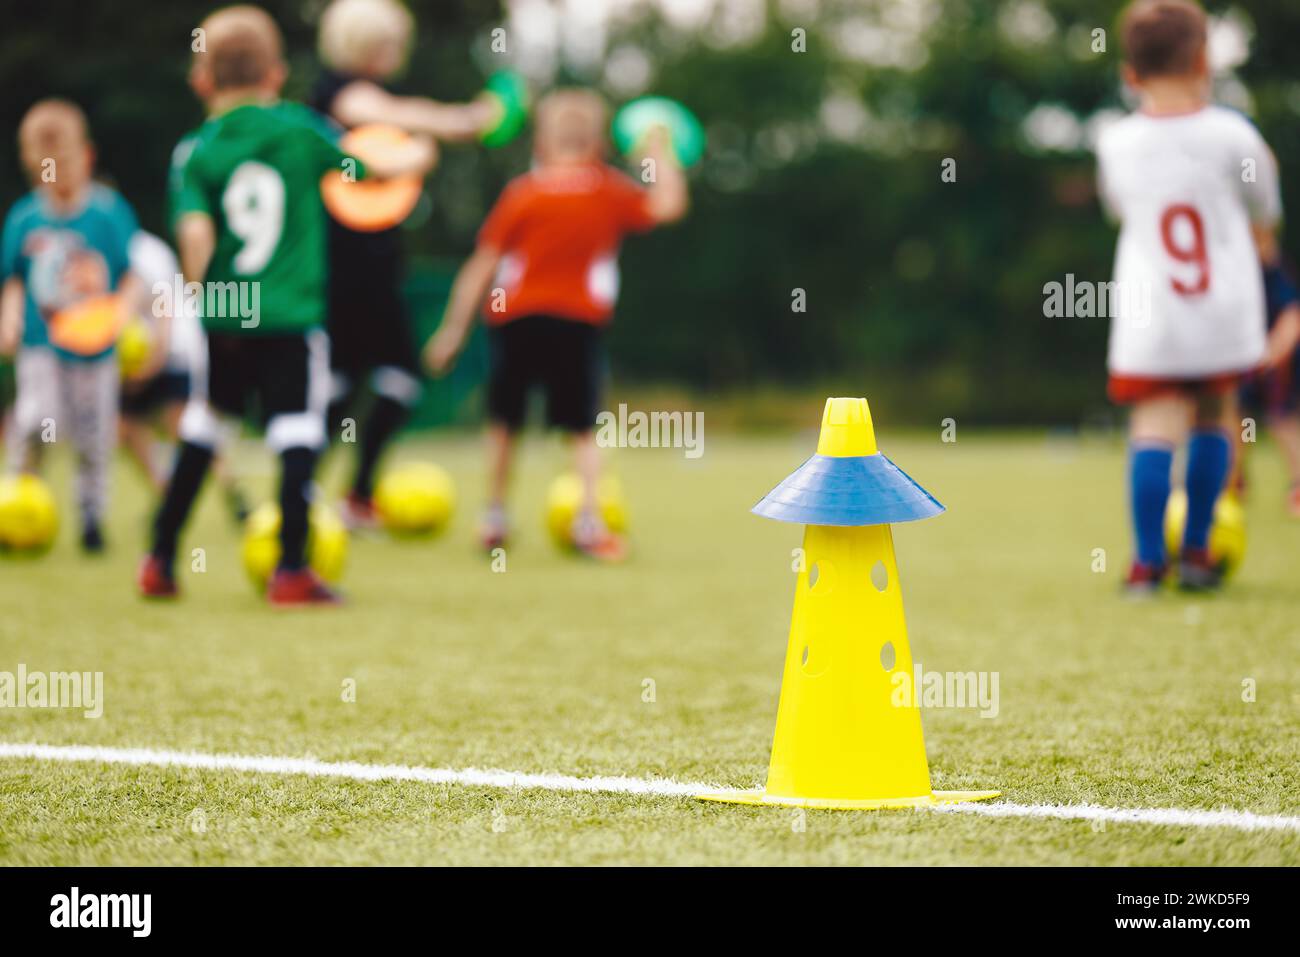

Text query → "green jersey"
[168,101,357,335]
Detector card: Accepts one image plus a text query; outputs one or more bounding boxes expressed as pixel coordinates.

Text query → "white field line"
[0,742,706,797]
[928,800,1300,833]
[2,741,1298,834]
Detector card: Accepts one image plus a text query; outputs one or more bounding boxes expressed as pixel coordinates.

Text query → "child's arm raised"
[637,127,689,225]
[332,81,496,144]
[423,246,501,375]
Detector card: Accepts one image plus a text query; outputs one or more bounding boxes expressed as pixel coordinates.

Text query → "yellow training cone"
[698,397,999,809]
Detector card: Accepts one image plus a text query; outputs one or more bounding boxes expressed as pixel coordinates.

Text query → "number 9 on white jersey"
[1096,105,1281,378]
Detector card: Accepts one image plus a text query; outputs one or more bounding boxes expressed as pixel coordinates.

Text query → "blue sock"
[1184,429,1231,551]
[1130,444,1173,567]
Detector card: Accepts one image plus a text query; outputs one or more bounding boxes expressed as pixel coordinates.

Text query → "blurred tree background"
[3,0,1297,426]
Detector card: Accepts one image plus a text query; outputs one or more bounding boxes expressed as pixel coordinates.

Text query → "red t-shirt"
[476,163,657,325]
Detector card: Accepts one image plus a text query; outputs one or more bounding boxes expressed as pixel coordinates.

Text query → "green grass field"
[1,429,1298,865]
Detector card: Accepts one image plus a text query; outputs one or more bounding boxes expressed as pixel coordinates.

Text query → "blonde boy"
[425,89,688,559]
[312,0,498,528]
[0,99,141,552]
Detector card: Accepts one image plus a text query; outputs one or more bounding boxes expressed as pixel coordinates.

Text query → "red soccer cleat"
[571,511,628,563]
[1122,559,1165,598]
[267,567,342,606]
[576,530,628,562]
[137,555,179,599]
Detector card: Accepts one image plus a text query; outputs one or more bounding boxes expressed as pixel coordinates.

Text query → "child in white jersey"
[1096,0,1292,592]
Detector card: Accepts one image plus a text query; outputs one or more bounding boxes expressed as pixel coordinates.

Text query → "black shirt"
[309,68,404,299]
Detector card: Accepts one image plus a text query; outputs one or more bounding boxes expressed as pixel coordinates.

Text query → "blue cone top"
[752,452,944,526]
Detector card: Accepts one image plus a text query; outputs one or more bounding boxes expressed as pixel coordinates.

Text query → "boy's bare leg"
[572,429,600,514]
[1193,390,1238,434]
[570,428,625,560]
[120,416,164,491]
[1269,413,1300,482]
[486,422,513,507]
[1268,412,1300,513]
[480,422,513,549]
[1130,393,1193,446]
[211,452,250,522]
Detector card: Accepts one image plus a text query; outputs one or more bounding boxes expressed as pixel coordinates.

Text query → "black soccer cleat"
[1178,547,1224,593]
[81,522,106,554]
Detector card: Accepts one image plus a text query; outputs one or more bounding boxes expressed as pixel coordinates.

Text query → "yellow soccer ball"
[373,462,456,536]
[1164,488,1246,577]
[241,502,348,587]
[0,474,59,553]
[117,318,154,381]
[544,472,627,548]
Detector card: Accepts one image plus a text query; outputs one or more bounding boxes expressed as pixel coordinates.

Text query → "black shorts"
[487,315,605,433]
[326,222,418,379]
[201,331,330,425]
[327,295,420,380]
[121,370,190,418]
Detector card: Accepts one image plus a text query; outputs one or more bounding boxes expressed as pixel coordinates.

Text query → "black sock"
[353,395,410,500]
[278,446,318,572]
[152,441,215,571]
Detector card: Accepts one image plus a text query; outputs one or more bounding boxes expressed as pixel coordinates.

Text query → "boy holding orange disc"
[311,0,508,529]
[424,89,689,559]
[0,99,142,553]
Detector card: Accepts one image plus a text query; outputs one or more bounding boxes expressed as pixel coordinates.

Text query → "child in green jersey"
[138,4,431,604]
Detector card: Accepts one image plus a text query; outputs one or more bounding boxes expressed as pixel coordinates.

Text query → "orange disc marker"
[47,293,126,356]
[321,125,424,233]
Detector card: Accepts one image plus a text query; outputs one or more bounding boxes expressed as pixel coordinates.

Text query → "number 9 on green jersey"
[168,101,360,335]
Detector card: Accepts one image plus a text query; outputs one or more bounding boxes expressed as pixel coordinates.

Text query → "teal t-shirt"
[0,184,139,359]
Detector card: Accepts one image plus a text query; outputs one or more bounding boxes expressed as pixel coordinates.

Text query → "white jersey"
[1097,105,1281,378]
[127,231,203,373]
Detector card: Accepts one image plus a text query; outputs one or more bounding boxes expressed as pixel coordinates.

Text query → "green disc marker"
[480,70,530,147]
[611,96,706,167]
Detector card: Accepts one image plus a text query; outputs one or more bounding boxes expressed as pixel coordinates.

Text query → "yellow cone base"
[695,788,1000,810]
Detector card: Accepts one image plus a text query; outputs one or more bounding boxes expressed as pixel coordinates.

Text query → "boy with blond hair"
[138,4,431,603]
[425,89,688,559]
[311,0,499,528]
[0,99,141,552]
[1097,0,1290,592]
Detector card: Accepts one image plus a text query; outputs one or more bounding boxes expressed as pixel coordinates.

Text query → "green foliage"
[4,1,1296,424]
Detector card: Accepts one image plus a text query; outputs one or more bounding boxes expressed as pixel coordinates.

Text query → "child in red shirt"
[425,89,688,559]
